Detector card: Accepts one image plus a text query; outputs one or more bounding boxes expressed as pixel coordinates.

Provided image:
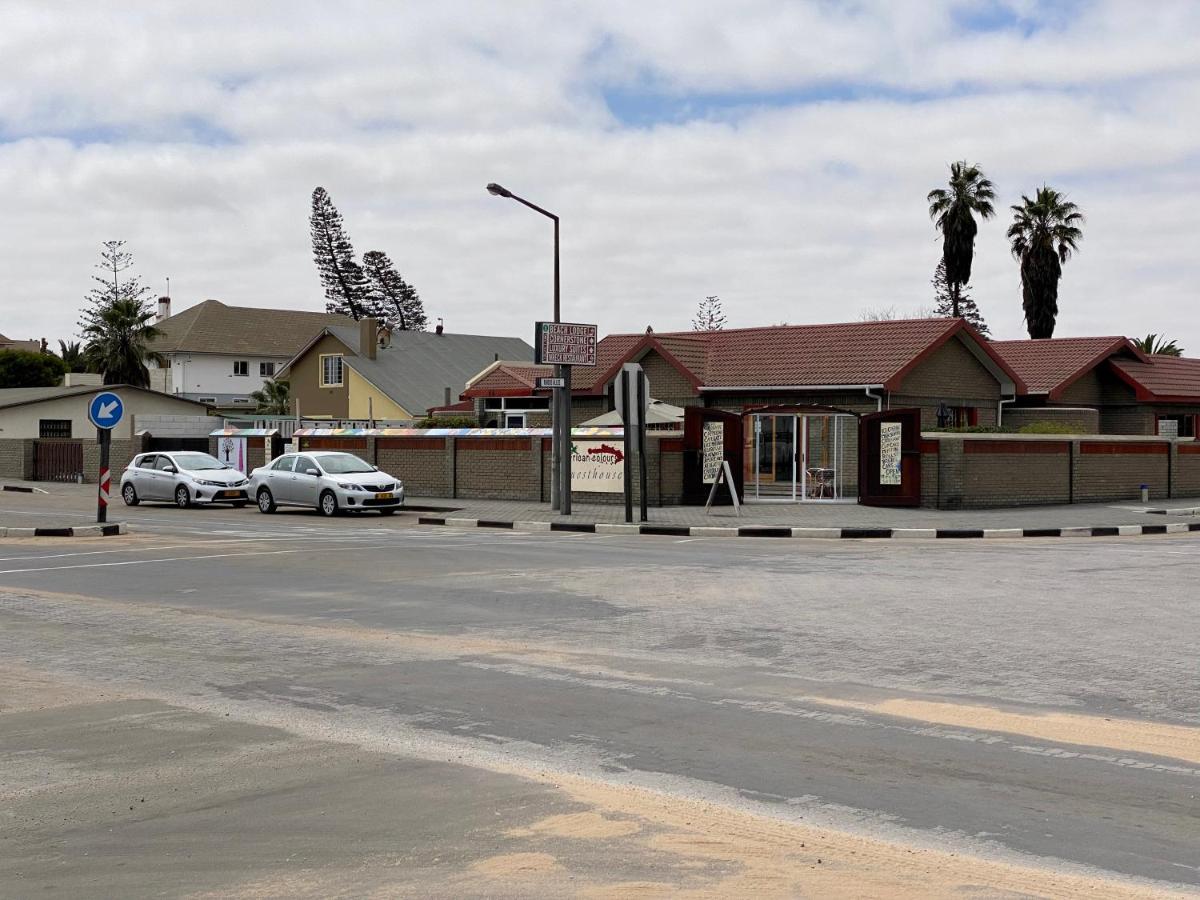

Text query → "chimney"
[435,317,444,336]
[157,296,171,322]
[360,317,378,360]
[444,386,451,407]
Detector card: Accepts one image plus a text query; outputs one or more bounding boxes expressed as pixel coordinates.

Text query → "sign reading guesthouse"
[570,440,623,493]
[879,421,903,486]
[535,322,598,366]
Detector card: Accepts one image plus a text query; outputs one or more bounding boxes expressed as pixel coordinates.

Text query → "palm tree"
[1132,334,1184,357]
[1007,186,1084,339]
[927,161,996,318]
[250,379,291,415]
[82,298,163,387]
[57,339,90,373]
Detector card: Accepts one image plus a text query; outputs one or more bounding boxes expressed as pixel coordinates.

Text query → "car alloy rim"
[323,495,335,514]
[259,492,270,511]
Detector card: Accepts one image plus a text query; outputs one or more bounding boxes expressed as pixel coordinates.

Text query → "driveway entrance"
[743,409,857,502]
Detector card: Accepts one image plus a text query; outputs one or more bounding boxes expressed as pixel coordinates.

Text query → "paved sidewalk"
[406,494,1200,530]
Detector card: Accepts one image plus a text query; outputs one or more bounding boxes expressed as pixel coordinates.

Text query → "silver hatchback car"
[120,451,252,508]
[248,451,405,517]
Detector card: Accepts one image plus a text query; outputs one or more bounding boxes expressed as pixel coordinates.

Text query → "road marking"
[0,543,395,575]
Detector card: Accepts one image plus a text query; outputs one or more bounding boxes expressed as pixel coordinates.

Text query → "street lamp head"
[486,182,513,198]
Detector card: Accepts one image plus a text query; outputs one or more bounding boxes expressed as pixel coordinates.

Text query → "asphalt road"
[1,492,1198,898]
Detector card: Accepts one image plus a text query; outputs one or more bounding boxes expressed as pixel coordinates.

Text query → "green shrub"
[0,349,66,387]
[414,415,479,428]
[934,425,1010,434]
[1016,421,1077,434]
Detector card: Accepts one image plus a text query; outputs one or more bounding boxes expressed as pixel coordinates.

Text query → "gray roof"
[152,300,353,356]
[327,327,533,415]
[0,384,210,411]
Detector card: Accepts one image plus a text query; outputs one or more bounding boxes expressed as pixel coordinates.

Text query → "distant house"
[0,333,45,354]
[147,297,353,412]
[277,318,533,421]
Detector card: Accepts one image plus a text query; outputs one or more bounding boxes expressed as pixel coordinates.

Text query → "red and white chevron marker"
[99,468,110,507]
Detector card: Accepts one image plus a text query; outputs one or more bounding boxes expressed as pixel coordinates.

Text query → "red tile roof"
[463,362,553,398]
[1110,355,1200,402]
[990,337,1147,398]
[583,318,1017,394]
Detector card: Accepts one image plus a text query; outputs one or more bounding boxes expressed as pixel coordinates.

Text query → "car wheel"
[318,490,339,517]
[174,485,192,509]
[378,508,397,516]
[121,483,139,506]
[256,488,276,514]
[232,501,248,509]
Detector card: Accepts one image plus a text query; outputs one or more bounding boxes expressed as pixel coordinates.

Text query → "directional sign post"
[88,392,124,523]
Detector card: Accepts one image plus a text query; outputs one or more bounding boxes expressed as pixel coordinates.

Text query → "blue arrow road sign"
[88,391,124,430]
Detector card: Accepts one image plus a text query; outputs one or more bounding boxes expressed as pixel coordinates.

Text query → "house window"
[952,407,979,427]
[197,397,217,404]
[232,398,251,405]
[260,362,275,377]
[320,354,344,387]
[1157,416,1196,438]
[38,419,71,438]
[233,360,249,376]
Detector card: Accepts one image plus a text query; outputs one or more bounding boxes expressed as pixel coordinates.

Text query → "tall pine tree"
[362,250,428,331]
[692,295,727,331]
[78,241,152,334]
[310,187,370,319]
[932,259,990,336]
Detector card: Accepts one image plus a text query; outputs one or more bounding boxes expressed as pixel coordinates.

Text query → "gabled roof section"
[462,361,554,398]
[1109,355,1200,403]
[284,327,533,415]
[151,299,354,356]
[579,318,1020,395]
[991,337,1147,399]
[0,384,209,411]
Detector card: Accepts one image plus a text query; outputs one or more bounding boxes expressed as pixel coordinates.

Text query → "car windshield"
[317,453,374,474]
[172,453,228,471]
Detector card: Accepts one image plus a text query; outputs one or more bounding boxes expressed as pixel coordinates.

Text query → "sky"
[2,0,1198,352]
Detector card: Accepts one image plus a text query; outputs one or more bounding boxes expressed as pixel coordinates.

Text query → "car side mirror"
[305,468,320,476]
[164,466,177,474]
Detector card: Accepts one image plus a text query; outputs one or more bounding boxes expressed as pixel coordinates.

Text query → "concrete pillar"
[446,437,457,499]
[937,438,964,510]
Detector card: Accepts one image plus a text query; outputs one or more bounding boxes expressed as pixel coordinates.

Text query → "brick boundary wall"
[920,433,1198,508]
[0,439,35,481]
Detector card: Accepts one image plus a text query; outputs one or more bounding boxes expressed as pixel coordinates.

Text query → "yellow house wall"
[347,367,410,420]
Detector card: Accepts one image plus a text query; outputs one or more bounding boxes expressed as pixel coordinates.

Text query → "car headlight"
[337,482,365,491]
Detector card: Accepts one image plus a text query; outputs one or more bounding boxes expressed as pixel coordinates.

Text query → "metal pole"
[550,378,560,510]
[561,366,572,515]
[96,428,110,524]
[623,370,633,524]
[637,370,648,522]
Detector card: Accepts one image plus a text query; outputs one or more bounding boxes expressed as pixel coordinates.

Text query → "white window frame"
[260,362,276,378]
[233,360,249,377]
[320,354,344,388]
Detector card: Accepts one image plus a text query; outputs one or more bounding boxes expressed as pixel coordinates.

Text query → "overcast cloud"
[2,0,1198,350]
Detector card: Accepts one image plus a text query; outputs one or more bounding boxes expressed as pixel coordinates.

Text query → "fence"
[33,440,83,482]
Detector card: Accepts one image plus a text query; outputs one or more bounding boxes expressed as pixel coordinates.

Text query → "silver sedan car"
[120,451,252,508]
[248,451,405,517]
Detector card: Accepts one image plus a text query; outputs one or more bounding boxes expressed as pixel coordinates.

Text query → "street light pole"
[487,183,570,514]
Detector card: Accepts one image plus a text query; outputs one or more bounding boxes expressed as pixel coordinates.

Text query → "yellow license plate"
[375,492,393,500]
[221,490,241,498]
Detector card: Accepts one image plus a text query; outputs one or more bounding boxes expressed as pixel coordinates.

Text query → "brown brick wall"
[0,439,35,480]
[82,435,149,484]
[961,441,1071,507]
[1175,444,1200,497]
[1099,405,1154,435]
[1075,441,1169,501]
[376,437,450,497]
[639,350,701,408]
[455,439,539,500]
